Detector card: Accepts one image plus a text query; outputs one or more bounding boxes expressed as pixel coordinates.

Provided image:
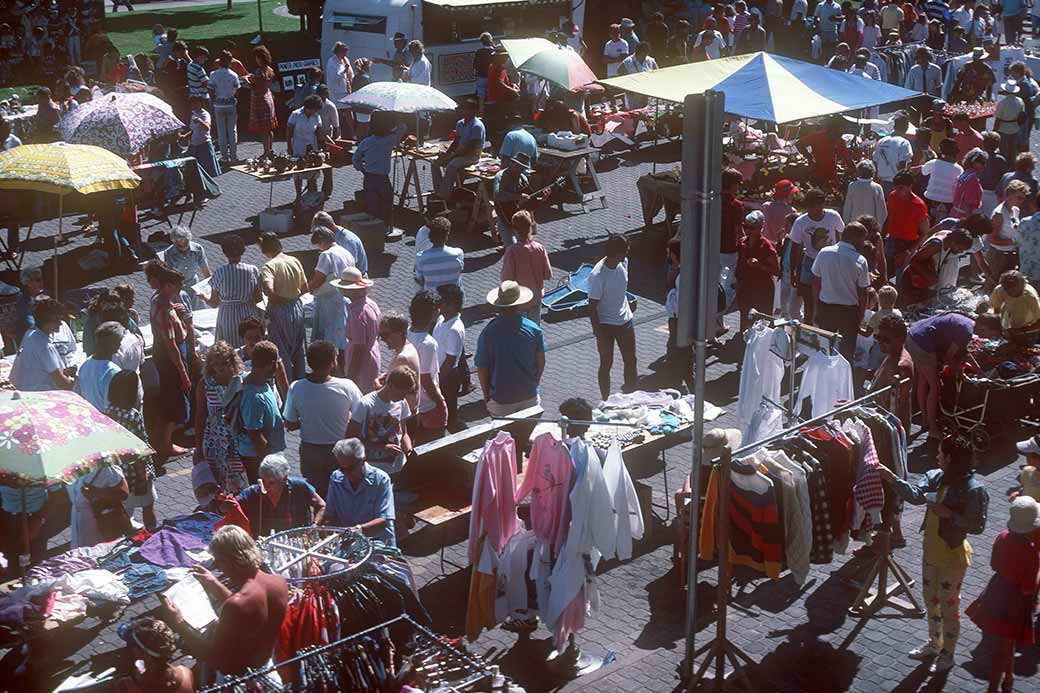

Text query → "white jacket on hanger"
[796,350,853,417]
[602,440,645,561]
[546,438,615,636]
[738,323,784,438]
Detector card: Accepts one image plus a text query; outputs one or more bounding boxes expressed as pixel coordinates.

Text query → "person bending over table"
[433,99,485,202]
[322,438,396,546]
[160,526,288,684]
[905,311,1002,438]
[989,270,1040,344]
[898,227,974,305]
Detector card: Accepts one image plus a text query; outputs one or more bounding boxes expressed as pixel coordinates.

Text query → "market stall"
[600,52,923,224]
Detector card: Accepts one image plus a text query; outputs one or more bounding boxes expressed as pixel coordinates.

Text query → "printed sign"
[438,51,476,86]
[277,58,321,72]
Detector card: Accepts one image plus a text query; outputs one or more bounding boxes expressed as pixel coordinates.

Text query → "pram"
[939,370,1040,451]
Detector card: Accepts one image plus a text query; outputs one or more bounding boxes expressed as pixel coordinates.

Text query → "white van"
[320,0,583,97]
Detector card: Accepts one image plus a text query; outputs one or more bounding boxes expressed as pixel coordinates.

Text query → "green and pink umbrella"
[0,389,152,485]
[503,40,597,92]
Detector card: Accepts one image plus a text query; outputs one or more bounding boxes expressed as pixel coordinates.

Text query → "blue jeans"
[363,173,393,228]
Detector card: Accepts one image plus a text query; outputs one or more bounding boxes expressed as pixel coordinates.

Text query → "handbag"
[82,469,132,541]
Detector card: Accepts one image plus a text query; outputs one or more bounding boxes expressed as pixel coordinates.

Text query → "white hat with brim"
[330,266,374,291]
[702,428,742,463]
[1007,496,1040,534]
[1017,435,1040,455]
[487,280,534,308]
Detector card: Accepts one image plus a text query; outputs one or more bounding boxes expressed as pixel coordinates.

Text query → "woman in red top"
[951,148,987,218]
[736,210,780,331]
[966,497,1040,693]
[247,46,278,155]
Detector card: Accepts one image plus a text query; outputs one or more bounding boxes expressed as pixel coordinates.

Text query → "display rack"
[199,614,494,692]
[687,379,912,692]
[259,526,372,584]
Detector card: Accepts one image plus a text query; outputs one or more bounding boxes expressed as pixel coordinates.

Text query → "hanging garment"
[803,426,858,554]
[546,437,615,648]
[601,440,644,561]
[842,419,885,536]
[516,433,574,554]
[468,432,520,564]
[699,461,784,579]
[495,529,538,622]
[797,351,854,418]
[737,323,785,437]
[465,534,499,640]
[785,443,836,564]
[756,449,813,585]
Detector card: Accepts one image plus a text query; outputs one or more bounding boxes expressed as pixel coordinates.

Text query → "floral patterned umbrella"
[0,390,153,485]
[58,92,183,157]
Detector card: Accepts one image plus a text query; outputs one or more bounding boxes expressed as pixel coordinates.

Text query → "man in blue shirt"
[434,98,485,201]
[353,113,407,238]
[476,280,546,416]
[498,113,538,167]
[236,341,287,483]
[1002,0,1027,44]
[323,438,396,546]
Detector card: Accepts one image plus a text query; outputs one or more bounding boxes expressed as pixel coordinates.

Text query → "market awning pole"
[679,89,724,683]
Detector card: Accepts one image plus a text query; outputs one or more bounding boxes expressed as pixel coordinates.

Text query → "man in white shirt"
[589,234,637,400]
[209,49,241,163]
[873,113,914,194]
[326,42,355,140]
[811,221,870,361]
[951,0,975,31]
[433,284,465,430]
[405,40,432,86]
[618,43,658,108]
[315,84,340,201]
[904,47,942,97]
[406,290,446,443]
[789,188,845,325]
[694,21,726,60]
[283,340,363,498]
[790,0,809,21]
[603,23,629,78]
[814,0,844,51]
[880,0,905,32]
[286,94,324,198]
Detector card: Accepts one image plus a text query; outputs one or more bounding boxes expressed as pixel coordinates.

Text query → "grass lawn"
[0,1,307,102]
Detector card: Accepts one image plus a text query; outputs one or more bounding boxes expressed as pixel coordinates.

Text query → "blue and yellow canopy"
[599,52,922,123]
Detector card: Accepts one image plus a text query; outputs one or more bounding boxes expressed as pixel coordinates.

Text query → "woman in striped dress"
[206,235,261,348]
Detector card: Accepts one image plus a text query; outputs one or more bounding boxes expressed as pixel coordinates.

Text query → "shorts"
[905,335,938,372]
[476,77,489,98]
[154,357,189,424]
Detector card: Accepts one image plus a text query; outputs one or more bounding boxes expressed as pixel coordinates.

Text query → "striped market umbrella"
[58,92,183,157]
[511,44,596,92]
[0,142,139,293]
[0,390,153,485]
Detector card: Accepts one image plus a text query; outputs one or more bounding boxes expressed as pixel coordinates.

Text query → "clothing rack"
[687,379,911,692]
[259,526,373,585]
[199,614,492,692]
[747,310,841,426]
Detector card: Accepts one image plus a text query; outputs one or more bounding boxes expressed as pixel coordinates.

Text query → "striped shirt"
[414,245,464,289]
[187,60,209,97]
[212,262,261,304]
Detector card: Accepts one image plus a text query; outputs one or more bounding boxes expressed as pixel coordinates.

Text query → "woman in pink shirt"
[333,267,381,393]
[500,210,552,323]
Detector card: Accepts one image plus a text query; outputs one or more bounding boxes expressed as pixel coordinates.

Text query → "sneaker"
[929,651,955,674]
[908,644,940,661]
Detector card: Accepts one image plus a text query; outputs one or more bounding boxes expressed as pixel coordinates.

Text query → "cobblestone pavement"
[11,133,1040,693]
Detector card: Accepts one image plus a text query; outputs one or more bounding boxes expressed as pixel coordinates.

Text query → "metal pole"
[680,89,724,682]
[257,0,265,40]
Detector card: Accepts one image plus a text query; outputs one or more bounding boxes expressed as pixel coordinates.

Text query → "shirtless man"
[159,525,288,679]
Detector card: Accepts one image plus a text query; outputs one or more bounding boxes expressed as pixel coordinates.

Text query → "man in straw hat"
[475,280,546,416]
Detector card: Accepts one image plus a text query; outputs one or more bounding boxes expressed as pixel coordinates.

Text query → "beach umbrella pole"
[20,487,29,584]
[53,194,63,297]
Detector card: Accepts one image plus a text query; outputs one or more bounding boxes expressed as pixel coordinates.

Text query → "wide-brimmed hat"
[971,47,986,59]
[1000,80,1021,94]
[330,266,374,290]
[620,18,635,28]
[487,280,533,308]
[506,151,533,169]
[702,428,742,463]
[1017,435,1040,455]
[1007,496,1040,534]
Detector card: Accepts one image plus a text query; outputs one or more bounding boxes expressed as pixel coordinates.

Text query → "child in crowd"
[106,370,159,530]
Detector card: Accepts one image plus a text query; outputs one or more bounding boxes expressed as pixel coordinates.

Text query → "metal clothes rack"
[688,379,914,692]
[199,614,492,692]
[259,526,373,585]
[746,310,841,426]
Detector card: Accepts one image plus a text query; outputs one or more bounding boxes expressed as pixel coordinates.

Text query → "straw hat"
[702,428,742,464]
[330,266,374,291]
[1007,496,1040,534]
[486,280,533,308]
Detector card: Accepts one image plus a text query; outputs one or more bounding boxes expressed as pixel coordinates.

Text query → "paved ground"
[7,126,1040,693]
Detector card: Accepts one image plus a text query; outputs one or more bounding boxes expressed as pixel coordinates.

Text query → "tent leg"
[53,195,63,298]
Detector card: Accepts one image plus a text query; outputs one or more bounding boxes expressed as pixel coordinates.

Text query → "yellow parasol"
[0,142,140,294]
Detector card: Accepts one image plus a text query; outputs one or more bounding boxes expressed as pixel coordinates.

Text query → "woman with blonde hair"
[501,210,552,322]
[194,341,248,494]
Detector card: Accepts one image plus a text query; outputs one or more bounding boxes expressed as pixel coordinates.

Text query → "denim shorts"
[476,77,489,98]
